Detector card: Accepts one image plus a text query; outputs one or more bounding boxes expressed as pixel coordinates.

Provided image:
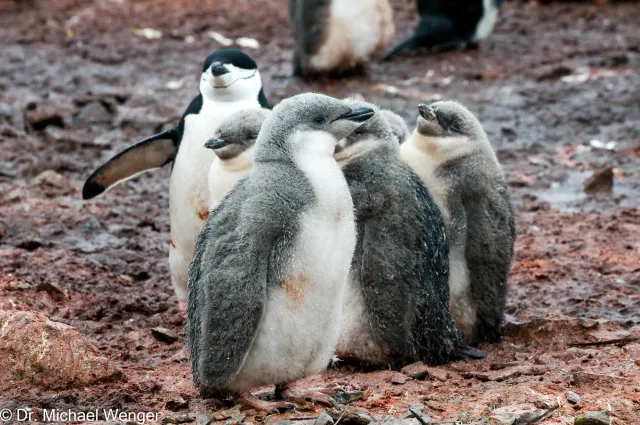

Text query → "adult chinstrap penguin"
[82,49,270,311]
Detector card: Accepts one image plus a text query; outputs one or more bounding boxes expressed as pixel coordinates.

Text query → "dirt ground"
[1,0,639,424]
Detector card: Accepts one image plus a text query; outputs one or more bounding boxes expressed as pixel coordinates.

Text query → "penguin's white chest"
[168,99,260,302]
[311,0,395,71]
[226,140,356,391]
[207,148,254,209]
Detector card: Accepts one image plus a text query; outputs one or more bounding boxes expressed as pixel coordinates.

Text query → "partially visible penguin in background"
[401,101,515,344]
[383,0,503,60]
[289,0,395,76]
[334,99,466,368]
[203,108,271,209]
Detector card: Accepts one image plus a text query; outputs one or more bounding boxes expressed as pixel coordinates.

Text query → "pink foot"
[236,391,296,413]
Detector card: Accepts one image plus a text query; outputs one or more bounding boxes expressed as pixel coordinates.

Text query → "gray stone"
[566,391,581,405]
[73,101,113,127]
[400,361,429,380]
[574,411,610,425]
[314,412,334,425]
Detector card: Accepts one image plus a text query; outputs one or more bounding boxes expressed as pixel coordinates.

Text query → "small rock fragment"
[73,101,113,127]
[162,414,196,424]
[574,411,610,425]
[401,361,429,380]
[390,373,407,385]
[583,166,614,194]
[328,408,372,425]
[314,412,334,425]
[151,327,179,344]
[425,367,448,382]
[566,391,581,405]
[31,170,74,197]
[165,395,189,411]
[36,280,66,301]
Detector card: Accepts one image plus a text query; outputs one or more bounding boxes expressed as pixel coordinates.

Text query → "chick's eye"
[353,130,362,135]
[313,116,326,125]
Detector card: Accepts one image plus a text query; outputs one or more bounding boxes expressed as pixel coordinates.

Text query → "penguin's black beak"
[418,104,437,121]
[210,62,230,77]
[338,107,375,123]
[204,138,229,150]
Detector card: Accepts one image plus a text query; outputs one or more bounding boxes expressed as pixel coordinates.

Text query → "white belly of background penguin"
[401,101,515,345]
[81,49,269,311]
[289,0,394,75]
[187,93,374,412]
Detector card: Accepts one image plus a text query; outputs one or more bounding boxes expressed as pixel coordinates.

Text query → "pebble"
[574,411,610,425]
[400,361,429,380]
[151,327,179,344]
[164,395,189,411]
[314,412,334,425]
[390,373,407,385]
[566,391,581,405]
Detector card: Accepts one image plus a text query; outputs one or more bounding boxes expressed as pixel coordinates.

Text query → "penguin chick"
[381,109,410,144]
[204,108,271,209]
[334,99,465,368]
[82,49,269,311]
[187,93,374,411]
[289,0,395,76]
[382,0,503,60]
[401,100,516,344]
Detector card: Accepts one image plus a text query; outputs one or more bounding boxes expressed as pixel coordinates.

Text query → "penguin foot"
[277,384,337,407]
[236,392,296,413]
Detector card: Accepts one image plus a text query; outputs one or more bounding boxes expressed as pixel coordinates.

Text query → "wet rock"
[151,327,179,344]
[566,391,581,405]
[0,310,124,389]
[425,367,449,382]
[24,98,74,130]
[401,361,429,380]
[36,280,66,301]
[117,106,170,134]
[583,166,614,194]
[31,170,75,197]
[328,408,373,425]
[73,101,113,128]
[389,373,407,385]
[165,395,189,411]
[314,411,334,425]
[574,411,610,425]
[162,414,196,424]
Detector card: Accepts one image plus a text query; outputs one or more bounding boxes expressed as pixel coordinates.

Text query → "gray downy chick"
[204,108,271,209]
[381,109,410,144]
[187,93,374,411]
[288,0,395,76]
[401,100,516,345]
[334,99,467,368]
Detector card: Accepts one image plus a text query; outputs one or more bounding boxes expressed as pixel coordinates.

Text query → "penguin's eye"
[353,130,362,135]
[313,116,326,125]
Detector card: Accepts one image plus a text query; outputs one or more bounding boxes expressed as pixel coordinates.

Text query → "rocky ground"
[1,0,639,424]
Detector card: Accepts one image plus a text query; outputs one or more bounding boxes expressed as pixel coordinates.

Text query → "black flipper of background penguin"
[82,94,204,200]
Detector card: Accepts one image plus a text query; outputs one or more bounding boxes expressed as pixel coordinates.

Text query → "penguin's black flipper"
[82,128,179,200]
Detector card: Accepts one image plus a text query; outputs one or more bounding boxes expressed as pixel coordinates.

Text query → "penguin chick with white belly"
[401,101,516,345]
[203,108,271,209]
[288,0,395,76]
[82,49,269,311]
[187,93,374,411]
[334,99,465,368]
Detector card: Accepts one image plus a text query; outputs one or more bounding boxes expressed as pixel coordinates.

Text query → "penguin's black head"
[203,108,270,161]
[199,49,268,106]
